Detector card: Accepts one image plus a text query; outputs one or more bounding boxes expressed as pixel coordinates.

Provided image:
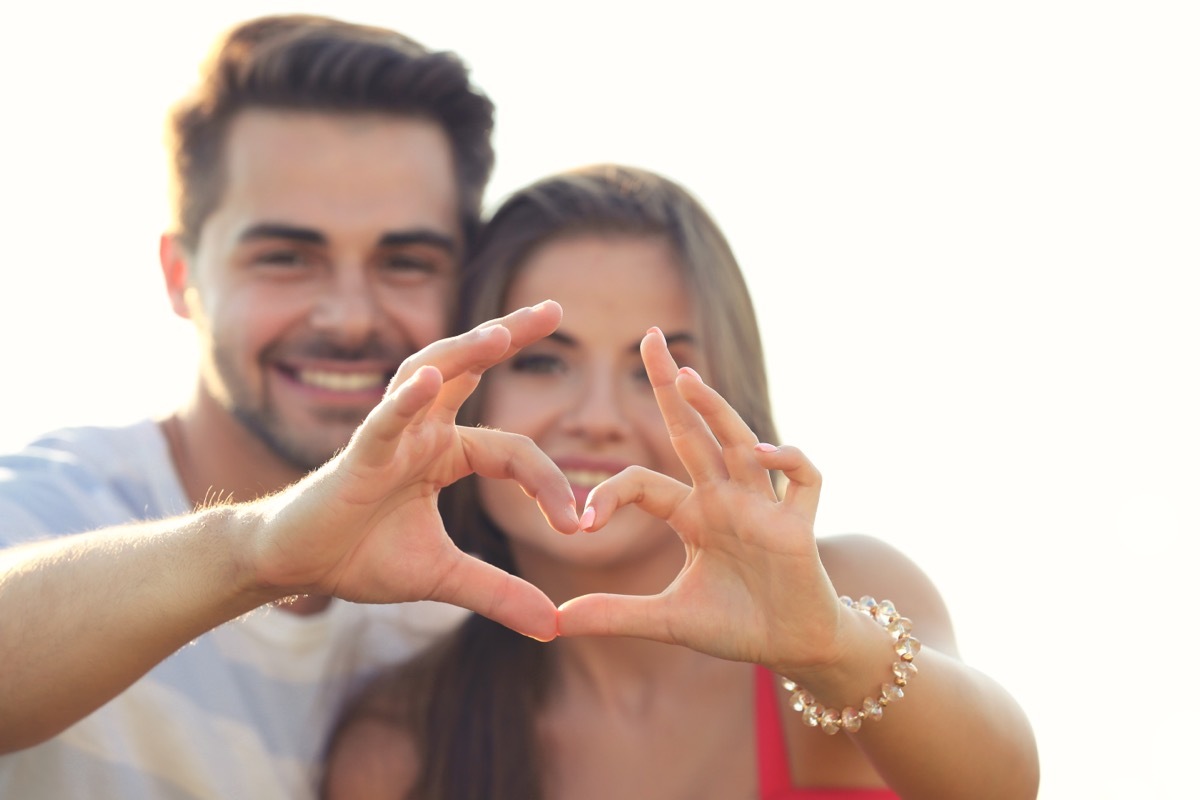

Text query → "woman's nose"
[562,371,631,443]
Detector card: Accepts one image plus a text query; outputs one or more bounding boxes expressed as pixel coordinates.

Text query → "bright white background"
[1,2,1196,796]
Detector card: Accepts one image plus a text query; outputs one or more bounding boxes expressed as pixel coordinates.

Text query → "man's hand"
[248,301,576,642]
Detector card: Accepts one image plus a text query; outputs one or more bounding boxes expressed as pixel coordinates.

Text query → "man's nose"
[309,268,379,342]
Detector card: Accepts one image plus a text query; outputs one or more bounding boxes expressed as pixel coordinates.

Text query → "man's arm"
[0,507,276,752]
[0,302,577,754]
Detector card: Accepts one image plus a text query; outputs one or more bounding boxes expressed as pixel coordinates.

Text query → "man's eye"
[254,250,307,267]
[510,353,566,375]
[381,253,437,273]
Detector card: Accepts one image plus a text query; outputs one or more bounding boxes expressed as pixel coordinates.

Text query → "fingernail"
[646,326,663,337]
[754,442,780,452]
[679,366,704,383]
[579,506,596,531]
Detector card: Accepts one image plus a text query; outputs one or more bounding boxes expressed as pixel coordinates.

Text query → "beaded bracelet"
[781,595,921,735]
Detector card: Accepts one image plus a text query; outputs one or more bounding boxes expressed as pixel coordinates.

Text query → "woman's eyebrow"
[627,331,695,354]
[662,332,696,347]
[545,331,577,347]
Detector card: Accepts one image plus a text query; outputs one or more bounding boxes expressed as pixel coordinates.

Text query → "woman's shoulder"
[323,648,443,799]
[324,707,420,799]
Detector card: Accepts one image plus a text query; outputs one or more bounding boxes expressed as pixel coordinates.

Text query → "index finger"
[459,426,579,534]
[387,300,563,393]
[642,327,724,483]
[486,299,564,360]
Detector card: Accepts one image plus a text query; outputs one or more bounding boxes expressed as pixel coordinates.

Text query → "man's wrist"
[198,502,292,610]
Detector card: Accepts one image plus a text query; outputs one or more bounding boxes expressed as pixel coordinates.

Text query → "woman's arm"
[809,533,1039,797]
[557,327,1038,798]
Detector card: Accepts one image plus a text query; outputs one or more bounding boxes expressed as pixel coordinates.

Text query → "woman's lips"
[555,459,631,511]
[561,467,617,488]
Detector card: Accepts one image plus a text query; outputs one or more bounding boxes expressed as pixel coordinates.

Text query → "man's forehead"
[223,109,454,187]
[213,109,462,244]
[226,107,442,147]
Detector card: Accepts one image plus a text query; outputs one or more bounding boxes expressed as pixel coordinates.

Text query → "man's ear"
[160,233,197,320]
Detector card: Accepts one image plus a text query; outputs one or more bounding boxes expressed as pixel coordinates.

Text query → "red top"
[755,666,900,800]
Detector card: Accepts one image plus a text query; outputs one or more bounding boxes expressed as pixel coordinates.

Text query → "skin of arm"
[0,506,276,753]
[808,533,1039,798]
[0,303,577,755]
[557,329,1039,799]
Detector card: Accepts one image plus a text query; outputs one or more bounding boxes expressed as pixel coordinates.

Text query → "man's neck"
[160,389,305,509]
[159,392,333,616]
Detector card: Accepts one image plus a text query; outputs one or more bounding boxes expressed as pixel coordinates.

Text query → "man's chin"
[234,409,361,472]
[274,437,350,473]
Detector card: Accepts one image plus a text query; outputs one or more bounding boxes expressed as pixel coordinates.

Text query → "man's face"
[176,110,460,470]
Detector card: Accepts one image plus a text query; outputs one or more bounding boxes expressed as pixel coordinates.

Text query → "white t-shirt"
[0,420,466,799]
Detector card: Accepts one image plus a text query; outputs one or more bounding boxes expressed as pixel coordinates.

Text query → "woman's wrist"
[779,596,921,734]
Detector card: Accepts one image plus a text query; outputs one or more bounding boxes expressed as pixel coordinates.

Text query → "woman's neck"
[508,532,732,715]
[537,633,757,800]
[509,529,686,609]
[552,634,723,716]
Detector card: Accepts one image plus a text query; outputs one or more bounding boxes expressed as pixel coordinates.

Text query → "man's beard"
[212,336,404,473]
[229,402,358,473]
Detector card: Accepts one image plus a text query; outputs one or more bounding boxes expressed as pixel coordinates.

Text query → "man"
[0,15,575,797]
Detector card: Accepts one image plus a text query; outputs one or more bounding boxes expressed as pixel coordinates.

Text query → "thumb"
[556,592,671,642]
[434,553,560,642]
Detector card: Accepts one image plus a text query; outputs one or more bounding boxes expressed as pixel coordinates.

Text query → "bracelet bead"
[781,595,921,735]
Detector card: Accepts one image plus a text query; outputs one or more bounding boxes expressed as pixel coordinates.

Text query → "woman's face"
[477,233,704,577]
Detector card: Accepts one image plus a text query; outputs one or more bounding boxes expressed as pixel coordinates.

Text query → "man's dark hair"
[167,14,495,251]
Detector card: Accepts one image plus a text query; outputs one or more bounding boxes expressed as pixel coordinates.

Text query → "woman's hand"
[556,327,848,675]
[560,327,1041,797]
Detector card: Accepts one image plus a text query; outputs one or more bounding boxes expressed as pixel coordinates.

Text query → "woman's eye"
[511,353,567,375]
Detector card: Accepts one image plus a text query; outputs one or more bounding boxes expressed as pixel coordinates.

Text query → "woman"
[323,165,1038,799]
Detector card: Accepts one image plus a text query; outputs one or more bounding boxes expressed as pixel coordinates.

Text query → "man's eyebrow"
[234,225,457,254]
[237,223,326,245]
[378,230,457,254]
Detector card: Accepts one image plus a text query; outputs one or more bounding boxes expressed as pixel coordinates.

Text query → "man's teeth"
[562,468,616,487]
[297,369,386,392]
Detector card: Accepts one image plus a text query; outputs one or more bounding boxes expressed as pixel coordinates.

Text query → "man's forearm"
[0,505,278,753]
